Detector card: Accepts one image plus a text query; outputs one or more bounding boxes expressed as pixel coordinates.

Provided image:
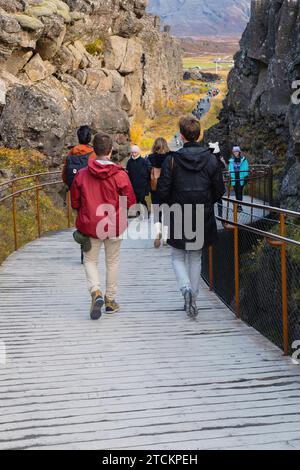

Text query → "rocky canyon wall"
[206,0,300,210]
[0,0,182,163]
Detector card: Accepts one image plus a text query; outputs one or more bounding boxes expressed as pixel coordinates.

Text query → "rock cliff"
[0,0,182,162]
[206,0,300,210]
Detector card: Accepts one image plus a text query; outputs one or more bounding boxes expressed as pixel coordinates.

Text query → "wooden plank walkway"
[0,222,300,450]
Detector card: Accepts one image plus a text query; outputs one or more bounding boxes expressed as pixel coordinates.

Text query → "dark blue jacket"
[126,156,150,201]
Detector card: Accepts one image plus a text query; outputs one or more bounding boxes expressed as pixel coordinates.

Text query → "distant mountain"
[148,0,251,37]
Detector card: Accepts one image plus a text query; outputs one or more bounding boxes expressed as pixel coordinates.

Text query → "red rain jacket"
[71,158,136,239]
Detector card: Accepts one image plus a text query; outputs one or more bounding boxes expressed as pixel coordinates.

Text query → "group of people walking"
[126,138,172,248]
[63,117,249,321]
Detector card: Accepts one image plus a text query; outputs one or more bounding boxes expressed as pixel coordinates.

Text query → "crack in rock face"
[205,0,300,211]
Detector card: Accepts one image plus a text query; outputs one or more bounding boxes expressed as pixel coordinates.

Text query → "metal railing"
[0,171,72,253]
[223,164,274,217]
[0,164,272,256]
[203,198,300,356]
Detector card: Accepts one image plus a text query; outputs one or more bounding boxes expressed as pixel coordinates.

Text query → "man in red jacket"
[71,133,136,320]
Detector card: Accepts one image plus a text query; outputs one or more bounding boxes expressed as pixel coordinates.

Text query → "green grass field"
[183,55,233,71]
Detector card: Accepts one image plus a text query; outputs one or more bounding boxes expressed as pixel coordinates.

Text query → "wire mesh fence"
[203,201,300,355]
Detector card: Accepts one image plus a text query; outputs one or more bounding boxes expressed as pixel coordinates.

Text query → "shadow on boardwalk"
[0,221,300,450]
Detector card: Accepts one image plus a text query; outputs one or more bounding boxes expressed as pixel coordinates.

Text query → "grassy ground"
[183,54,233,72]
[201,71,228,130]
[131,71,228,155]
[131,86,204,155]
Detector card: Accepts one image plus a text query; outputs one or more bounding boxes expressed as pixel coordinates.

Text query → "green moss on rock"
[12,13,44,31]
[25,0,71,22]
[85,39,104,56]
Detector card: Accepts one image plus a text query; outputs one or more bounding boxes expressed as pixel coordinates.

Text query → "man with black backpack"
[157,116,225,317]
[62,125,96,189]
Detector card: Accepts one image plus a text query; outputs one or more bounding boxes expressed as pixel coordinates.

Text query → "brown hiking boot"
[154,233,162,249]
[105,297,120,314]
[90,290,104,321]
[154,237,161,250]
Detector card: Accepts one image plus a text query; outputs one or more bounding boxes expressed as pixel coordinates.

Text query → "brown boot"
[90,290,104,320]
[154,233,162,249]
[105,297,120,314]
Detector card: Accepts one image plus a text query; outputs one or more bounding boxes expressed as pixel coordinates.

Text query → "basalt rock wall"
[0,0,182,163]
[206,0,300,210]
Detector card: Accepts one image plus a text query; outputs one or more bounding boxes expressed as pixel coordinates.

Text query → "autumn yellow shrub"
[130,121,144,147]
[167,99,176,112]
[0,148,47,176]
[0,147,71,265]
[129,73,229,155]
[0,191,71,265]
[153,90,165,114]
[140,136,155,154]
[85,39,104,56]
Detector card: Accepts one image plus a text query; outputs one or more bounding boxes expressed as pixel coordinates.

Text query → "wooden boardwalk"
[1,223,300,450]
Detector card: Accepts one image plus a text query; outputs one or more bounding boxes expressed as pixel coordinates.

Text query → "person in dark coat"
[157,115,225,317]
[147,137,173,248]
[209,142,227,218]
[126,145,150,217]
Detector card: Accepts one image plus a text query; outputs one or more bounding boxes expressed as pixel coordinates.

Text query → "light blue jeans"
[171,247,202,299]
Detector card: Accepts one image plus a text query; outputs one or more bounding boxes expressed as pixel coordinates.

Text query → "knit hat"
[232,146,241,153]
[209,142,220,154]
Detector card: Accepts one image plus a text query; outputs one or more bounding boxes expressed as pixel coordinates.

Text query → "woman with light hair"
[147,137,173,248]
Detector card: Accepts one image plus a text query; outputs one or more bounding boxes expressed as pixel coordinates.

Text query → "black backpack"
[66,151,94,189]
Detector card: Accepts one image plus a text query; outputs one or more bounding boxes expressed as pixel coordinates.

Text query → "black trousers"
[234,182,244,203]
[151,193,163,225]
[136,198,149,217]
[153,206,163,224]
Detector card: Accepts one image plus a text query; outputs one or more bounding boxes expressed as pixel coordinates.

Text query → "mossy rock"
[12,13,44,31]
[25,2,57,18]
[52,0,71,22]
[25,0,71,22]
[70,11,84,21]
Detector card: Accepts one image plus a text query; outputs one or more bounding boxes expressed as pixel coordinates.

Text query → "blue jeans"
[171,248,202,299]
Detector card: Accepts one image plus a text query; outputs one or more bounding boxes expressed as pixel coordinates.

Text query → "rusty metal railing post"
[67,191,71,229]
[280,213,289,355]
[233,202,240,318]
[36,176,41,238]
[208,246,214,291]
[11,182,18,251]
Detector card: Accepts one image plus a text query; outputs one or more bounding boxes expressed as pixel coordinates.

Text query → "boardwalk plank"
[0,223,300,450]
